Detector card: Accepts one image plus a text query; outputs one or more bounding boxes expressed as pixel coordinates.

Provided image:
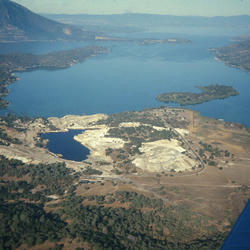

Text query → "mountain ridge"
[0,0,94,42]
[44,13,250,26]
[43,13,250,34]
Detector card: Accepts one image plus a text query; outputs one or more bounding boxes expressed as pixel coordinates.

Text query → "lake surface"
[41,130,89,161]
[1,31,250,126]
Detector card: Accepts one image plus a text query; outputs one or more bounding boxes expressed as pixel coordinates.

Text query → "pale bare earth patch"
[74,126,125,173]
[175,128,189,136]
[1,108,249,179]
[119,122,141,128]
[75,127,125,157]
[48,113,108,131]
[0,114,108,172]
[133,139,196,172]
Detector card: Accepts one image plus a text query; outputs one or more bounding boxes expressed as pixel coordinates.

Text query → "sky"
[12,0,250,17]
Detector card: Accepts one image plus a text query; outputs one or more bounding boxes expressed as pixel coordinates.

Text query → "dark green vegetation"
[0,113,35,145]
[0,113,32,145]
[215,37,250,73]
[0,46,106,71]
[0,156,79,198]
[55,192,226,250]
[156,84,239,106]
[105,125,177,173]
[0,202,66,249]
[98,108,189,128]
[82,166,103,176]
[0,156,77,249]
[0,128,21,145]
[0,71,16,108]
[107,125,175,143]
[0,112,33,128]
[98,108,190,173]
[0,46,107,108]
[0,0,95,42]
[198,141,233,167]
[0,155,227,249]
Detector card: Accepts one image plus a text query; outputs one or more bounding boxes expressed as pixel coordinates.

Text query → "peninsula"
[156,84,239,106]
[215,37,250,74]
[0,46,107,108]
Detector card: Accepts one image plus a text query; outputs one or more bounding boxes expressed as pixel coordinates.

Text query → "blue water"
[2,32,250,126]
[41,130,90,161]
[0,41,90,54]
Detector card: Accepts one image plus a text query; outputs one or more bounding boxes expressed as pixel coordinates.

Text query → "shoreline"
[0,45,108,109]
[0,106,249,175]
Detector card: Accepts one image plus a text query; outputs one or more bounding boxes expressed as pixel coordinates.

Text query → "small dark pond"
[41,129,89,162]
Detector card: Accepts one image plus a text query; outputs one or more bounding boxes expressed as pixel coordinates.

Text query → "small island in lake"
[156,84,239,106]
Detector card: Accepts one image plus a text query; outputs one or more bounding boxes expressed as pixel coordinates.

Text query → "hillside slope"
[0,0,94,41]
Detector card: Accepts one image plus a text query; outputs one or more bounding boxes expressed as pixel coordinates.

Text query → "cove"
[41,130,89,162]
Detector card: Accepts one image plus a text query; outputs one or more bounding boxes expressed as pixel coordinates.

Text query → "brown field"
[74,109,250,233]
[1,107,250,249]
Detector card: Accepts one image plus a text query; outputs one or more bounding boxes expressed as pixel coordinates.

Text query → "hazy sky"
[13,0,250,16]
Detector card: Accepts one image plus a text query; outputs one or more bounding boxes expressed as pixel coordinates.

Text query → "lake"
[41,130,90,161]
[1,31,250,127]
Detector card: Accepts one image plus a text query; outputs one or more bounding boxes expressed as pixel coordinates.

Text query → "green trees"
[0,155,226,249]
[156,85,239,106]
[0,202,66,249]
[0,155,79,203]
[82,167,103,175]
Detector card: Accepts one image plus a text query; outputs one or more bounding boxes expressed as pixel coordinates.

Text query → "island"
[0,46,107,108]
[139,38,190,45]
[95,36,191,45]
[156,84,239,106]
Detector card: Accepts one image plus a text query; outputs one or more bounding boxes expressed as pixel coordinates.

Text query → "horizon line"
[41,12,250,18]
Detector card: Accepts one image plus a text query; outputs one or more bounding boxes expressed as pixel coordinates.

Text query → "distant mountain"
[0,0,94,42]
[45,13,250,34]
